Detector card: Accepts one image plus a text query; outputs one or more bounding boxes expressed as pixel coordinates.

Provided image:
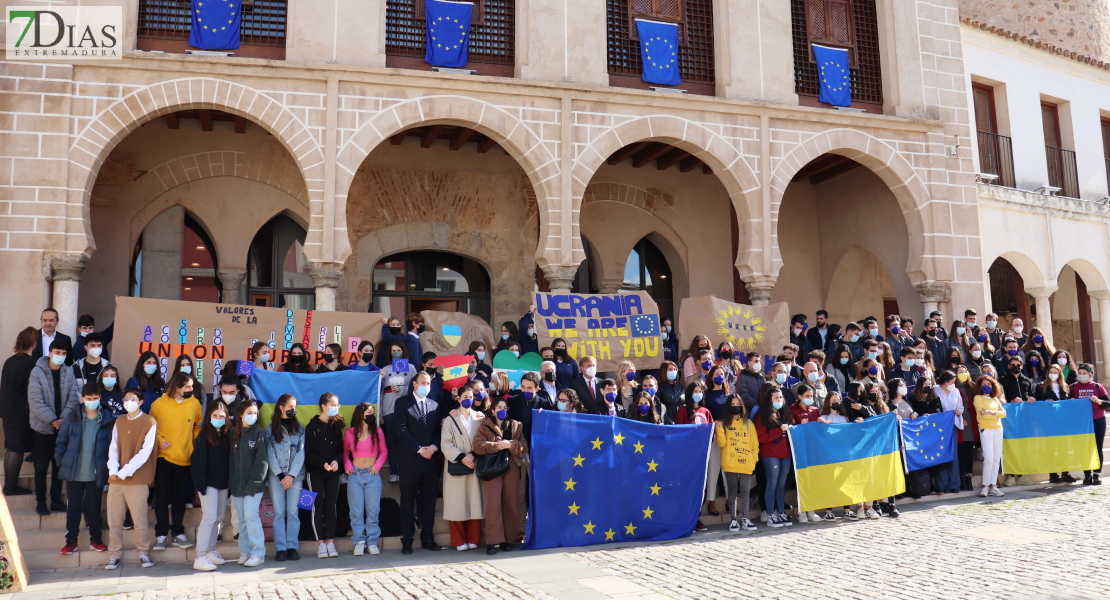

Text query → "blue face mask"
[474,391,485,401]
[980,384,992,395]
[476,351,486,360]
[144,364,157,375]
[522,391,534,401]
[79,331,88,337]
[625,371,636,381]
[512,351,520,359]
[868,366,879,375]
[210,418,226,428]
[643,387,656,397]
[50,354,65,366]
[327,406,340,417]
[557,401,568,411]
[891,326,901,334]
[867,351,877,360]
[839,357,849,365]
[417,385,430,397]
[692,392,703,403]
[667,370,678,381]
[775,373,787,384]
[802,397,814,406]
[638,404,651,415]
[502,334,510,341]
[102,377,117,389]
[849,334,860,343]
[772,401,784,410]
[83,399,100,410]
[701,360,712,370]
[496,409,508,421]
[604,392,617,403]
[180,365,192,375]
[713,375,724,385]
[1007,349,1018,356]
[461,398,473,409]
[243,413,258,426]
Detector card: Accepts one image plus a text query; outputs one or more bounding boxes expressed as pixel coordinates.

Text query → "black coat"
[507,390,555,446]
[806,325,840,357]
[594,401,627,418]
[656,381,684,424]
[567,376,603,414]
[394,393,446,467]
[32,330,72,364]
[304,416,344,480]
[0,353,36,422]
[1035,382,1068,401]
[1000,372,1035,402]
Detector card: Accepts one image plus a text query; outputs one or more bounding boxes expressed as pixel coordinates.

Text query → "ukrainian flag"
[248,369,380,426]
[789,413,905,512]
[1002,399,1099,475]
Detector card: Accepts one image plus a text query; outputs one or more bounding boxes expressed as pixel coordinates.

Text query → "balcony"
[137,0,286,59]
[1045,145,1079,199]
[975,131,1015,188]
[385,0,515,76]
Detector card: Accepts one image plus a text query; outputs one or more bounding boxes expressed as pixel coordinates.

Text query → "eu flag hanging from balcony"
[189,0,241,50]
[522,411,712,550]
[635,19,681,86]
[812,44,851,107]
[424,0,473,68]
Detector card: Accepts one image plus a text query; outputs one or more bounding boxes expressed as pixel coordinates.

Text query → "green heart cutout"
[492,351,543,372]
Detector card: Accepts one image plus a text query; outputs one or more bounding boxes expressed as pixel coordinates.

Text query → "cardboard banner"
[678,297,790,366]
[113,297,384,385]
[418,310,495,356]
[533,291,662,371]
[492,351,543,391]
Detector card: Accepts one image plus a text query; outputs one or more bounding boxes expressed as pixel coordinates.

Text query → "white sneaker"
[728,520,740,532]
[237,554,250,565]
[797,511,809,523]
[867,508,881,519]
[353,541,366,556]
[207,551,227,565]
[192,556,217,571]
[807,511,821,522]
[778,512,792,526]
[979,487,989,497]
[767,513,783,528]
[760,511,769,523]
[389,474,400,483]
[153,536,168,550]
[457,544,469,551]
[465,543,477,550]
[741,518,757,531]
[317,544,328,559]
[244,555,264,567]
[1016,475,1032,485]
[172,534,193,549]
[327,542,338,558]
[368,544,380,555]
[989,486,1005,497]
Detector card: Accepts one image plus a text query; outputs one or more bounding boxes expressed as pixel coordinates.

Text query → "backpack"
[259,498,275,542]
[378,497,402,537]
[905,469,931,499]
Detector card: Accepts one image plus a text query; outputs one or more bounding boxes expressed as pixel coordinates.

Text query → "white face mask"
[955,327,965,336]
[1078,373,1091,383]
[124,400,140,414]
[87,347,102,359]
[875,348,884,357]
[915,358,925,367]
[221,393,236,403]
[971,350,981,359]
[585,366,597,378]
[750,361,761,372]
[986,320,997,329]
[897,386,908,397]
[1058,357,1068,366]
[1049,373,1059,381]
[1013,326,1023,334]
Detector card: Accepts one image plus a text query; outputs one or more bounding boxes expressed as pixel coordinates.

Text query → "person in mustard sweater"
[716,394,759,532]
[149,373,203,550]
[972,375,1007,498]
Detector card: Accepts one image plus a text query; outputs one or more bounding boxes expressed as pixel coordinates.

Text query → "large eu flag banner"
[635,19,681,86]
[811,44,851,107]
[424,0,473,68]
[189,0,241,50]
[900,411,957,471]
[523,411,712,550]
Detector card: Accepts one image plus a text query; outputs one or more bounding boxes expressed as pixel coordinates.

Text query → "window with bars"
[137,0,286,49]
[385,0,514,70]
[607,0,714,93]
[791,0,882,108]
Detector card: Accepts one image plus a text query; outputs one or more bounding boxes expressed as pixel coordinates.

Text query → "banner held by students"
[523,411,712,550]
[900,411,957,472]
[678,297,790,371]
[534,291,663,371]
[114,297,383,386]
[249,369,380,426]
[418,310,495,356]
[789,413,905,512]
[1002,399,1099,475]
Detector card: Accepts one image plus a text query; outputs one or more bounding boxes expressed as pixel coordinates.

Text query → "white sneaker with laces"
[741,518,757,531]
[207,551,227,565]
[778,512,792,526]
[980,486,989,497]
[389,474,400,483]
[867,508,881,519]
[807,511,821,522]
[238,554,250,565]
[760,511,769,523]
[368,544,381,555]
[767,513,783,528]
[244,555,265,567]
[797,511,808,523]
[466,543,478,550]
[139,553,154,568]
[317,544,329,559]
[327,541,339,557]
[729,520,740,532]
[354,541,366,556]
[989,486,1005,497]
[457,544,469,551]
[193,556,217,571]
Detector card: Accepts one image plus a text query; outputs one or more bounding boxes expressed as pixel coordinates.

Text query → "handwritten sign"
[533,291,662,370]
[678,297,790,368]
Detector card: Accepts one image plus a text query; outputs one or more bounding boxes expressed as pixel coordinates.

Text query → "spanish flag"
[1002,399,1099,475]
[788,413,905,512]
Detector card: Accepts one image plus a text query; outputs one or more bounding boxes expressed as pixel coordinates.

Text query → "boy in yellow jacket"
[716,394,759,532]
[149,373,203,550]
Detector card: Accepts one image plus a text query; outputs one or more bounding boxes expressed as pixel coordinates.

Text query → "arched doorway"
[246,215,314,308]
[370,251,492,324]
[824,247,899,326]
[987,257,1031,330]
[622,237,674,320]
[129,207,221,302]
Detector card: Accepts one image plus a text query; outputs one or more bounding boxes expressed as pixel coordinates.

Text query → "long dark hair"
[721,393,746,427]
[204,400,230,448]
[496,321,518,350]
[631,391,660,424]
[350,401,380,447]
[270,394,300,442]
[282,343,312,374]
[757,382,793,429]
[231,398,257,444]
[829,344,857,379]
[319,392,345,437]
[133,351,164,393]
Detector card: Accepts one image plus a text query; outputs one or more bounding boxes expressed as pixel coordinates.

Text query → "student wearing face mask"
[315,343,349,373]
[380,342,417,484]
[885,315,913,358]
[265,394,305,561]
[682,335,713,380]
[789,315,812,358]
[953,365,980,491]
[767,362,797,408]
[249,342,274,375]
[191,401,231,571]
[349,341,379,373]
[942,347,965,378]
[715,342,739,386]
[28,340,81,516]
[1023,350,1047,384]
[593,379,626,418]
[465,341,494,386]
[755,383,793,527]
[841,323,865,362]
[843,382,877,423]
[516,306,540,356]
[826,345,857,393]
[441,388,484,552]
[228,400,268,567]
[1007,319,1027,347]
[378,316,417,368]
[127,351,165,413]
[545,338,578,388]
[656,360,685,424]
[933,371,964,494]
[280,342,314,374]
[993,339,1025,375]
[854,340,880,376]
[71,315,114,363]
[473,397,526,555]
[148,373,203,551]
[615,361,639,410]
[973,375,1006,496]
[493,321,519,359]
[886,378,916,419]
[703,365,729,419]
[1000,355,1035,404]
[736,353,765,413]
[675,381,713,529]
[554,389,586,413]
[95,366,124,417]
[305,392,346,557]
[1069,363,1110,486]
[629,391,662,424]
[1048,350,1077,385]
[55,382,116,556]
[103,388,157,570]
[888,347,921,390]
[71,333,109,389]
[716,394,758,531]
[1020,327,1054,367]
[415,352,445,401]
[964,342,989,379]
[946,320,973,359]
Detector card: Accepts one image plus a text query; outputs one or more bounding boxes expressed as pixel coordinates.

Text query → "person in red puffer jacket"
[789,384,825,426]
[755,382,793,528]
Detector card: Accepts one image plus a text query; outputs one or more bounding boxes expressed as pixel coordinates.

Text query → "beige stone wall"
[958,0,1110,62]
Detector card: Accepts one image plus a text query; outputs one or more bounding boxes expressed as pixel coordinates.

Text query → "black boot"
[1049,473,1062,484]
[1093,473,1102,485]
[1061,472,1078,483]
[35,500,49,516]
[486,545,497,555]
[1083,473,1094,486]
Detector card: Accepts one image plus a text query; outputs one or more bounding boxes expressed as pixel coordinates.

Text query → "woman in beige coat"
[441,387,486,552]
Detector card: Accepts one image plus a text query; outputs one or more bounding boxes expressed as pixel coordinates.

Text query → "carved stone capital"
[1024,286,1058,300]
[741,274,777,306]
[43,252,89,282]
[1087,289,1110,302]
[542,264,579,292]
[914,281,951,304]
[308,262,344,289]
[596,282,622,294]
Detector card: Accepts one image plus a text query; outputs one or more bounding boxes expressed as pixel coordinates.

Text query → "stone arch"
[984,250,1049,290]
[68,78,325,260]
[335,96,560,270]
[770,128,932,284]
[1061,258,1108,290]
[138,152,309,206]
[572,115,762,278]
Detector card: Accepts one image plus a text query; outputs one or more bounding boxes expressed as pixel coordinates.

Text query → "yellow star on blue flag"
[634,19,681,86]
[190,0,240,49]
[424,0,472,68]
[812,44,851,107]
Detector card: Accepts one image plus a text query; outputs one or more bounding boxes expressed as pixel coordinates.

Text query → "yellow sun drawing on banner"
[715,305,767,351]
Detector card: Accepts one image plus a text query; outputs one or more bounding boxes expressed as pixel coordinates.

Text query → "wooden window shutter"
[628,0,686,44]
[415,0,485,25]
[806,0,855,66]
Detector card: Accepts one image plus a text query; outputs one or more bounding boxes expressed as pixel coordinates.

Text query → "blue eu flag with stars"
[812,44,851,107]
[522,411,712,550]
[635,19,681,86]
[189,0,241,50]
[424,0,473,68]
[630,314,660,338]
[900,411,957,471]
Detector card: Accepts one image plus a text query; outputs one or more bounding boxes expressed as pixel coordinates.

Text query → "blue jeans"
[347,467,383,544]
[266,474,302,551]
[233,493,265,559]
[762,456,790,514]
[937,459,960,492]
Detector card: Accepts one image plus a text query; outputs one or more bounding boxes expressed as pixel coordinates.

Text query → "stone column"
[1089,291,1110,382]
[1025,286,1058,345]
[915,281,951,321]
[542,264,579,293]
[741,275,777,307]
[596,282,622,294]
[44,253,89,340]
[309,263,344,312]
[217,268,248,304]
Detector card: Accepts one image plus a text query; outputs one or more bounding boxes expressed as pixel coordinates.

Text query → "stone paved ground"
[16,485,1110,600]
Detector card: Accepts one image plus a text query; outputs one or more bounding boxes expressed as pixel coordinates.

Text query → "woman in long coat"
[441,387,486,551]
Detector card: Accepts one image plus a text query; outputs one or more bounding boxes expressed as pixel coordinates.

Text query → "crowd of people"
[0,306,1106,569]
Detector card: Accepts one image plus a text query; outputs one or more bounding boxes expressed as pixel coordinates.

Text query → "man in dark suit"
[31,308,72,364]
[567,355,602,413]
[394,371,445,554]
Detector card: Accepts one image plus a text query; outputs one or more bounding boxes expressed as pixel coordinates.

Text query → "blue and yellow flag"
[900,411,957,471]
[789,413,905,512]
[424,0,473,68]
[635,20,681,86]
[189,0,241,50]
[1002,399,1099,475]
[812,44,851,107]
[523,411,711,550]
[249,369,380,426]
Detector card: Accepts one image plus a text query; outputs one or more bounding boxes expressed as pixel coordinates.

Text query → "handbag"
[475,423,511,481]
[446,417,475,476]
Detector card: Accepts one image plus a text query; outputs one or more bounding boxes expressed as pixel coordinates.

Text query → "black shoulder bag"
[475,422,512,481]
[446,416,475,476]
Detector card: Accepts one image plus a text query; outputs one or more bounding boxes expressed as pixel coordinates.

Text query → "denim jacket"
[265,422,306,486]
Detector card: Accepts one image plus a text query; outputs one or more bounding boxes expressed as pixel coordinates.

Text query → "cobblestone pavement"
[18,485,1110,600]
